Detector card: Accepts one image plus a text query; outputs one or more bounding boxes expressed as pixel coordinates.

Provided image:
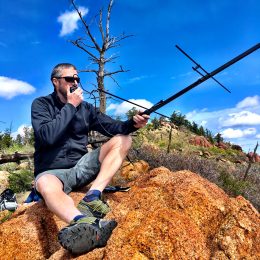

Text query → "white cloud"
[221,111,260,127]
[11,124,32,138]
[256,134,260,138]
[236,95,259,108]
[107,99,153,116]
[58,7,88,37]
[0,76,35,99]
[200,120,207,127]
[221,127,256,139]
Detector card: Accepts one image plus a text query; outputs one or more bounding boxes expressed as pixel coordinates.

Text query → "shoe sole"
[58,220,117,255]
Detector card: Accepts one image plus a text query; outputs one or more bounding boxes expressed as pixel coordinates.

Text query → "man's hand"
[67,87,83,107]
[133,112,150,128]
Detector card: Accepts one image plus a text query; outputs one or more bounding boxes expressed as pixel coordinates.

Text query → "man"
[31,63,149,255]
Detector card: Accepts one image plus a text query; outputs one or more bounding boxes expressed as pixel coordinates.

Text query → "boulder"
[217,142,229,150]
[16,161,30,170]
[0,170,10,192]
[189,136,213,148]
[231,144,243,152]
[115,160,149,182]
[0,165,259,259]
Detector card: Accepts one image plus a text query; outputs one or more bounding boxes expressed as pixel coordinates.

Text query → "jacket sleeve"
[31,98,77,146]
[88,104,138,137]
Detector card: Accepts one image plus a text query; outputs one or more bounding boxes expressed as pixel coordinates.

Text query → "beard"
[59,87,68,100]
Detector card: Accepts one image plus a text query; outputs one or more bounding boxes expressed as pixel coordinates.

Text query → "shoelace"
[88,200,109,213]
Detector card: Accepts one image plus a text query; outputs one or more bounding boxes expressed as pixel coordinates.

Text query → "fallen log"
[0,152,34,164]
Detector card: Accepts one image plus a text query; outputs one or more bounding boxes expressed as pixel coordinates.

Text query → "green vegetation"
[0,211,13,224]
[0,126,34,154]
[8,169,34,193]
[219,171,250,196]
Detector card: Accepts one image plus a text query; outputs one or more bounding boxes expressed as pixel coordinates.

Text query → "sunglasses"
[55,76,80,83]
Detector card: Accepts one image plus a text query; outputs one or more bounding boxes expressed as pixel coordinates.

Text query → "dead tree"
[243,142,258,181]
[70,0,131,113]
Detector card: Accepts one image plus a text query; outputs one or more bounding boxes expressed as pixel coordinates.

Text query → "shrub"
[219,171,250,196]
[8,169,34,193]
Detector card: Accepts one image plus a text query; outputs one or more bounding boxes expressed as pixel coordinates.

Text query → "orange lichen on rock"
[0,163,259,260]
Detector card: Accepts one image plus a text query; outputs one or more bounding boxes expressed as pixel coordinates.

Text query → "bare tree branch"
[108,74,120,87]
[99,9,105,43]
[107,34,133,49]
[69,39,99,62]
[104,66,130,76]
[105,0,113,42]
[79,69,99,75]
[71,0,101,52]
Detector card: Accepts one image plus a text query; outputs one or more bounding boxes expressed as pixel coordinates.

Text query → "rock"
[116,160,149,182]
[16,162,30,170]
[0,167,259,259]
[203,151,211,158]
[231,144,243,152]
[195,150,203,156]
[189,136,213,148]
[234,160,243,164]
[216,157,228,163]
[0,170,10,192]
[217,142,229,150]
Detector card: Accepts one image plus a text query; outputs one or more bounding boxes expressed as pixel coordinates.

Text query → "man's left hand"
[133,112,150,128]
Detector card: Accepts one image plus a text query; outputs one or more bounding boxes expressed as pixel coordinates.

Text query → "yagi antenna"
[175,45,231,93]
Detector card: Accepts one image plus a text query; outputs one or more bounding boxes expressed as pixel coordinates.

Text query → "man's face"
[53,67,79,100]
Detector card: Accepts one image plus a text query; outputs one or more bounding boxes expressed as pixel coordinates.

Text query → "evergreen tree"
[191,121,199,134]
[126,107,138,120]
[170,111,186,126]
[1,128,13,148]
[151,117,160,130]
[215,133,223,144]
[198,125,205,136]
[15,134,23,146]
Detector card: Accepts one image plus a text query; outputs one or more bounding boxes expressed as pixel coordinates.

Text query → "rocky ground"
[0,161,259,260]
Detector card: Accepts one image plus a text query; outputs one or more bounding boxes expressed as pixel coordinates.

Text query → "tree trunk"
[97,57,106,113]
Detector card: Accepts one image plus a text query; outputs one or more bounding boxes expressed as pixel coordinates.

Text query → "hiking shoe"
[58,216,117,255]
[77,199,110,218]
[104,185,131,193]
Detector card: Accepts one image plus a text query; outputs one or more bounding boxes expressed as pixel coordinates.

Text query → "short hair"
[50,63,77,79]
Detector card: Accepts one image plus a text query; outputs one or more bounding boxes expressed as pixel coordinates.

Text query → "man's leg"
[36,174,81,223]
[77,135,132,218]
[36,173,117,255]
[90,134,132,192]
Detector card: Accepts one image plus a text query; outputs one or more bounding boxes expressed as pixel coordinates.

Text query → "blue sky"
[0,0,259,152]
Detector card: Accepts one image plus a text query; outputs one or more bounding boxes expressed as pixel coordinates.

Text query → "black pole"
[176,45,231,93]
[98,88,171,119]
[142,43,260,115]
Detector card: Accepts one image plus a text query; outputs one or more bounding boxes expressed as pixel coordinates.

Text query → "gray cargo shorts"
[35,147,101,194]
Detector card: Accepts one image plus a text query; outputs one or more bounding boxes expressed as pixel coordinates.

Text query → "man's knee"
[114,135,132,152]
[36,174,63,197]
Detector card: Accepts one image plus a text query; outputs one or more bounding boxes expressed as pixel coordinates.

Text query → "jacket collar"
[51,91,65,108]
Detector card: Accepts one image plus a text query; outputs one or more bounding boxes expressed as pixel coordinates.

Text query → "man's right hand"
[67,87,83,107]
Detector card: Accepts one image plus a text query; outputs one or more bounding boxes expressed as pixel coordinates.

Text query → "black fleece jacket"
[31,92,137,177]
